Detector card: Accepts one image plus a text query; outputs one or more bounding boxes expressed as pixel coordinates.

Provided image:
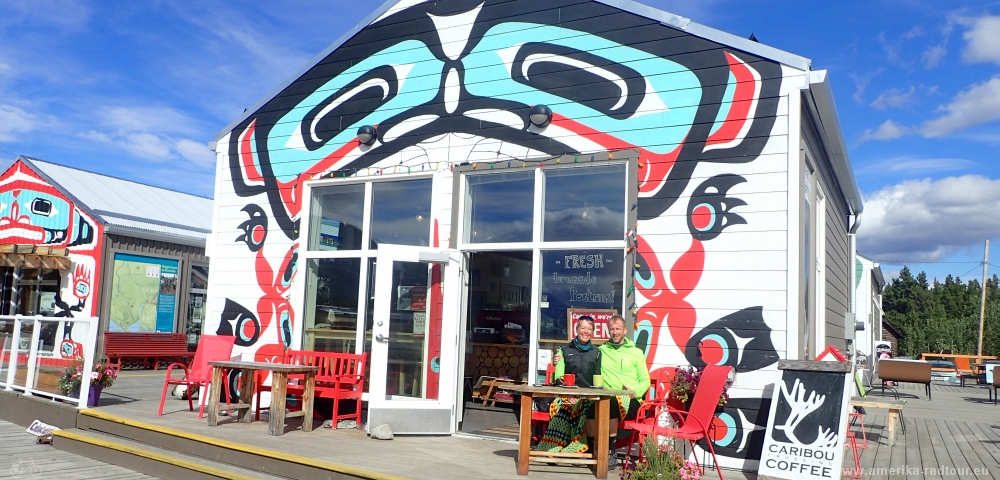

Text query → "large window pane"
[370,179,432,249]
[539,249,623,341]
[308,183,365,251]
[544,164,626,242]
[304,258,361,353]
[466,172,534,243]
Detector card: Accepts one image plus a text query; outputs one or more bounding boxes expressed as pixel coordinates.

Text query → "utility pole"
[978,239,990,356]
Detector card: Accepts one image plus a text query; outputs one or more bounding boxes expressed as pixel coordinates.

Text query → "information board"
[758,360,853,480]
[108,253,179,332]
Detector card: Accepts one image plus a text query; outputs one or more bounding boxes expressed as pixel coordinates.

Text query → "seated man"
[592,315,649,467]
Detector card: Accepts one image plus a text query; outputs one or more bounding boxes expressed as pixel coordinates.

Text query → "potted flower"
[57,361,118,407]
[620,437,701,480]
[668,366,732,411]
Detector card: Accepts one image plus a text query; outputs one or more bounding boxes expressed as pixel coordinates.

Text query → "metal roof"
[18,156,213,244]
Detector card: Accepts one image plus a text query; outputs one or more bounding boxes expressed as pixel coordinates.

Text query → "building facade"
[0,157,212,359]
[205,0,862,469]
[854,254,886,359]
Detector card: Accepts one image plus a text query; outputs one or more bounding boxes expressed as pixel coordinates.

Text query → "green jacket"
[598,338,650,399]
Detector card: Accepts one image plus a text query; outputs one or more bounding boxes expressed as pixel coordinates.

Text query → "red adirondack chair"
[649,364,732,480]
[157,335,236,419]
[255,350,367,427]
[620,367,675,459]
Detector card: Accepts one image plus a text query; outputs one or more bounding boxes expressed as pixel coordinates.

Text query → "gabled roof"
[17,156,213,245]
[214,0,812,141]
[882,319,906,340]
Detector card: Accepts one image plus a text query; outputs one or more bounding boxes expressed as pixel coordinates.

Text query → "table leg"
[888,410,896,447]
[302,371,316,432]
[594,398,610,479]
[206,366,223,426]
[269,372,288,436]
[516,392,532,475]
[238,368,255,423]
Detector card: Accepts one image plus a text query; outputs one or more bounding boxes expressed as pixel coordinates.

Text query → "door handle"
[376,334,388,343]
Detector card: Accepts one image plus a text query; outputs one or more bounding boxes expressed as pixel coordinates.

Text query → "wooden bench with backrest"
[104,332,193,370]
[255,350,367,427]
[876,359,932,400]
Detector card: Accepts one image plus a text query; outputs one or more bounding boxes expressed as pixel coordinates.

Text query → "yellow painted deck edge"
[52,429,259,480]
[81,409,407,480]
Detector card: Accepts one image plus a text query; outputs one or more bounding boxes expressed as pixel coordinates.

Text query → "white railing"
[0,314,99,409]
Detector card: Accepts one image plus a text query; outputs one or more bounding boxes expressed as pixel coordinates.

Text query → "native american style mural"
[0,161,103,355]
[209,0,796,466]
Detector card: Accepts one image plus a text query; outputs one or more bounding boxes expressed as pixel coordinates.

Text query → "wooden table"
[206,361,319,436]
[502,384,632,479]
[851,396,905,446]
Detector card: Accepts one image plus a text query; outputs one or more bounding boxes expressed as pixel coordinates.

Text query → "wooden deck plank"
[926,419,962,480]
[949,421,1000,479]
[941,419,991,477]
[915,417,944,480]
[870,413,893,480]
[903,416,923,480]
[888,419,908,480]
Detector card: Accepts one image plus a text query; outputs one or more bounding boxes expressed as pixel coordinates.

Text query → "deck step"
[77,409,406,480]
[51,428,284,480]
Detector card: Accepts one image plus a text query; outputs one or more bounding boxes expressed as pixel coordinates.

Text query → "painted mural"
[0,161,103,355]
[209,0,794,467]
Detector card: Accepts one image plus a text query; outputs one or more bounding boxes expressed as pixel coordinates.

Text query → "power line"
[877,260,981,264]
[957,263,984,279]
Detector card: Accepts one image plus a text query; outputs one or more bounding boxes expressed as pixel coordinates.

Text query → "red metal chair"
[650,364,732,480]
[157,335,236,419]
[621,367,675,460]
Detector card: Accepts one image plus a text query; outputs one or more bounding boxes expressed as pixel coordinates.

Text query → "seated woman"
[536,316,600,453]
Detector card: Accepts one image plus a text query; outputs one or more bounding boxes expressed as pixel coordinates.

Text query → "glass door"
[368,245,462,434]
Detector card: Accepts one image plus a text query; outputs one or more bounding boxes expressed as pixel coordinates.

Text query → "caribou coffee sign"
[758,360,852,480]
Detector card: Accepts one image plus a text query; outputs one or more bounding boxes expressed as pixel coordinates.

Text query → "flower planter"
[87,385,103,407]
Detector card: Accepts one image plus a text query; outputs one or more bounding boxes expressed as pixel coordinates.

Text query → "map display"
[108,254,179,332]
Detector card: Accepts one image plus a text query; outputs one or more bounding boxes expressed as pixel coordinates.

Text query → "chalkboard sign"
[758,360,852,480]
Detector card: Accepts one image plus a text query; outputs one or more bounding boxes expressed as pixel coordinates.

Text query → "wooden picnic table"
[206,361,319,436]
[502,384,632,479]
[851,396,905,446]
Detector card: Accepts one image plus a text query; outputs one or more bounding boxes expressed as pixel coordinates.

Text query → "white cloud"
[0,104,37,142]
[175,139,215,167]
[920,76,1000,137]
[870,87,917,110]
[855,156,976,176]
[858,175,1000,261]
[0,61,11,76]
[961,15,1000,65]
[858,120,911,142]
[850,69,883,103]
[922,44,947,68]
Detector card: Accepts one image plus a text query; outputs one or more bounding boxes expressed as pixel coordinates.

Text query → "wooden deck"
[0,419,156,480]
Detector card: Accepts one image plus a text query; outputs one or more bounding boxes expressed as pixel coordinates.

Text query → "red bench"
[104,332,193,370]
[255,350,367,427]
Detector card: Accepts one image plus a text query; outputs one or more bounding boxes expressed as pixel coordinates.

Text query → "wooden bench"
[104,332,193,370]
[876,359,932,399]
[851,397,905,446]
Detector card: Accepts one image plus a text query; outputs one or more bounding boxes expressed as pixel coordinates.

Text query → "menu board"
[540,249,622,341]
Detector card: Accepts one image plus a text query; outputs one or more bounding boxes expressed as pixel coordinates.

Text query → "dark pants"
[585,397,640,420]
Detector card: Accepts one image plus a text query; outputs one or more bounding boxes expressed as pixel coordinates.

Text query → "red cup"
[564,374,576,387]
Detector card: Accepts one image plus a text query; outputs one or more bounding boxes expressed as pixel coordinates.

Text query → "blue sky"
[0,0,998,282]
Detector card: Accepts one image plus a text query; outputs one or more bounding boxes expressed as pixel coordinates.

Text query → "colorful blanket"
[535,395,632,453]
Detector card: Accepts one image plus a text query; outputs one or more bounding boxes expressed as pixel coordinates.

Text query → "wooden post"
[237,367,254,423]
[206,366,223,426]
[269,372,288,436]
[594,398,609,479]
[516,392,532,475]
[978,239,990,356]
[302,370,316,432]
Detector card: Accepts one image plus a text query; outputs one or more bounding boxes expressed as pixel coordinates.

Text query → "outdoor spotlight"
[357,125,377,146]
[529,104,552,128]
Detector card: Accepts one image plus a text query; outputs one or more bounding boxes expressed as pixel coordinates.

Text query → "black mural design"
[216,299,261,347]
[226,0,783,238]
[235,204,268,252]
[700,396,771,460]
[684,307,780,372]
[686,174,748,241]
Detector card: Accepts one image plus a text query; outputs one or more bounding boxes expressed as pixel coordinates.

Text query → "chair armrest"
[164,362,191,381]
[657,406,712,435]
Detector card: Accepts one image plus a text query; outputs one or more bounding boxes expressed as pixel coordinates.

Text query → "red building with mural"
[0,156,212,361]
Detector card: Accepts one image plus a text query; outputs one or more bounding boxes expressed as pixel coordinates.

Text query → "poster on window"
[108,253,179,332]
[540,249,622,341]
[397,286,427,311]
[566,308,618,341]
[758,360,852,480]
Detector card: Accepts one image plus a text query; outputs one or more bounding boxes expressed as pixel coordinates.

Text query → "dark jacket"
[556,340,602,388]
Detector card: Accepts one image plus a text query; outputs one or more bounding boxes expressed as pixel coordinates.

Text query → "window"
[465,171,534,243]
[304,258,361,353]
[186,264,209,338]
[370,179,433,249]
[543,164,626,242]
[308,183,365,251]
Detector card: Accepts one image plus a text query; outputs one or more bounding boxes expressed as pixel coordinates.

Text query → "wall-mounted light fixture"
[529,105,552,128]
[357,125,377,146]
